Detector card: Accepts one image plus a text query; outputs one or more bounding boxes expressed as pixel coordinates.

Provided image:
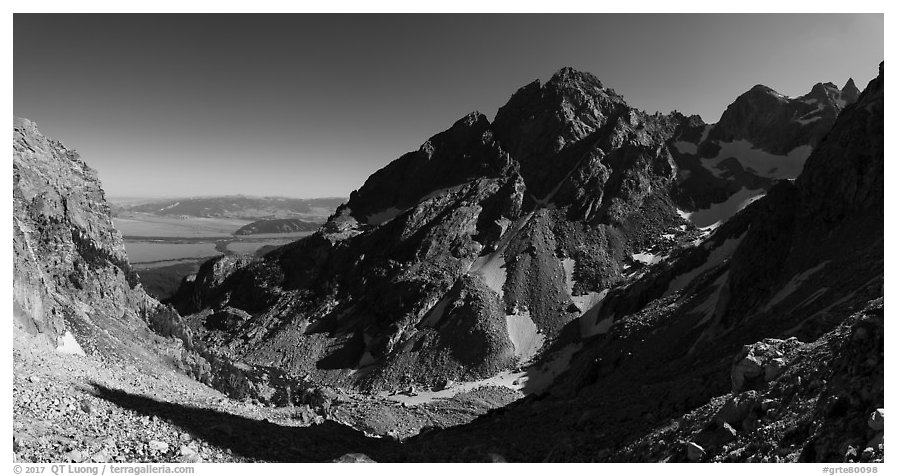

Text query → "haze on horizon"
[14,14,883,199]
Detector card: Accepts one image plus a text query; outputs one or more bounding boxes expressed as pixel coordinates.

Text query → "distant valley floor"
[113,213,314,300]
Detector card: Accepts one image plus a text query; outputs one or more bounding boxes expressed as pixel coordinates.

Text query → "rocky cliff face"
[13,118,331,406]
[13,117,152,347]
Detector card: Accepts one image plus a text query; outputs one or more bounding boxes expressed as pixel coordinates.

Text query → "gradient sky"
[14,14,883,199]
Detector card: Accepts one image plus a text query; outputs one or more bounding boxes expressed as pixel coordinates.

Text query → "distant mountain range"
[234,218,323,235]
[112,195,345,220]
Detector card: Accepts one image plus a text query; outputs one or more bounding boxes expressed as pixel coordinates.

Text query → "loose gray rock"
[867,408,884,431]
[333,453,376,463]
[148,440,169,453]
[686,442,705,462]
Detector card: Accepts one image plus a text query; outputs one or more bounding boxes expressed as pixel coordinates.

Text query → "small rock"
[844,446,857,462]
[178,445,202,462]
[90,449,110,463]
[179,453,203,463]
[765,358,786,381]
[64,449,86,463]
[715,391,757,427]
[860,447,874,462]
[487,453,508,463]
[333,453,376,463]
[686,442,705,462]
[80,399,92,414]
[867,408,884,431]
[148,440,169,453]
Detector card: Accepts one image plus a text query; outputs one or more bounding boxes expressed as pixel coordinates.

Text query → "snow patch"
[505,310,544,364]
[664,231,746,297]
[691,271,729,327]
[764,261,830,311]
[381,342,582,406]
[470,252,507,299]
[467,212,534,296]
[632,252,664,265]
[795,115,823,125]
[684,188,766,228]
[562,258,577,295]
[56,331,85,356]
[699,124,712,143]
[420,293,452,328]
[382,370,527,406]
[702,140,812,180]
[673,125,712,156]
[522,343,582,394]
[578,290,611,338]
[673,141,698,155]
[794,102,826,125]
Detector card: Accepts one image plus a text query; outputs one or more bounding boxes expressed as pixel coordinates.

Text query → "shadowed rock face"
[670,78,860,211]
[724,63,884,325]
[711,81,855,153]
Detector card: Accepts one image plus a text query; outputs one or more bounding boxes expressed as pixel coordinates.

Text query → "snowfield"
[682,188,766,228]
[703,140,812,180]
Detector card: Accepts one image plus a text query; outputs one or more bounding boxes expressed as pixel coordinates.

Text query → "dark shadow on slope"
[88,383,402,462]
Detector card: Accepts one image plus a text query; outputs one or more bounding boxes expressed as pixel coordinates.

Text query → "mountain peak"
[842,77,861,103]
[453,110,488,128]
[805,81,841,100]
[749,84,776,93]
[14,116,39,134]
[548,66,604,89]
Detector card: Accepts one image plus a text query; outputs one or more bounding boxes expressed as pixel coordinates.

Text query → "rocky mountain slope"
[170,68,696,391]
[392,63,884,462]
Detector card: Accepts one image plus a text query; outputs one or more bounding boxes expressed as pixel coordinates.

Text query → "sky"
[14,14,883,199]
